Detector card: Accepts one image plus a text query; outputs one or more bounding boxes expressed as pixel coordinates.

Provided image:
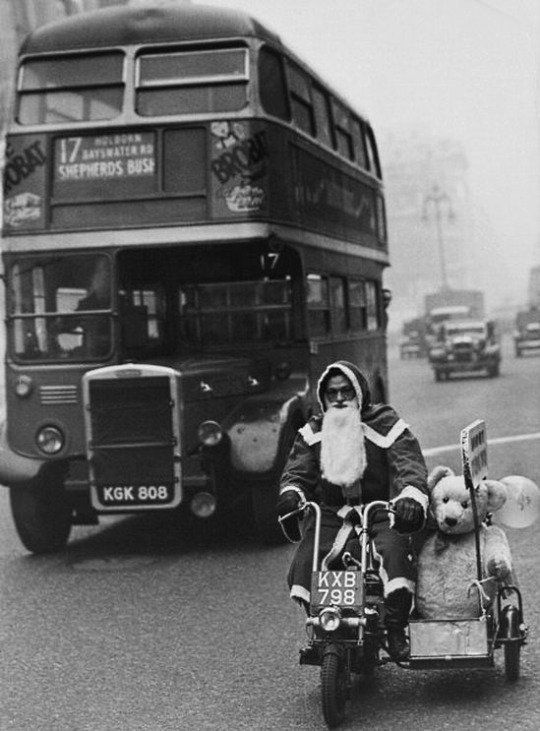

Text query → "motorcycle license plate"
[311,571,363,608]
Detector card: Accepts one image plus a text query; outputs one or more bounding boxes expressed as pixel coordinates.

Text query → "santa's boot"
[384,588,412,661]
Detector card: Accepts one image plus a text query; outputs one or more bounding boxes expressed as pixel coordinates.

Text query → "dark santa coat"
[280,405,428,509]
[278,360,428,603]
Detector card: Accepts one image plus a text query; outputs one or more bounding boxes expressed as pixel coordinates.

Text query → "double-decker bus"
[1,3,390,553]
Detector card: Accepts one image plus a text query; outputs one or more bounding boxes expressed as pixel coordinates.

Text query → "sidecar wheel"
[321,650,348,728]
[504,641,521,681]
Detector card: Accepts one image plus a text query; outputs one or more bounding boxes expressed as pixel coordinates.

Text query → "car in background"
[399,331,423,359]
[513,307,540,357]
[428,319,501,381]
[398,316,430,359]
[514,322,540,357]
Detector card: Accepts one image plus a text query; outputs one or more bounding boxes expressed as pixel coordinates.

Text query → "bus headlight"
[15,375,33,398]
[319,606,341,632]
[190,491,217,518]
[197,420,223,447]
[36,425,65,455]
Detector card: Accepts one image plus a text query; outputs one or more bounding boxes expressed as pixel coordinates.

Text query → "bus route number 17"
[59,137,83,164]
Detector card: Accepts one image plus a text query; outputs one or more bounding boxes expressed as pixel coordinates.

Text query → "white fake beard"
[320,404,366,489]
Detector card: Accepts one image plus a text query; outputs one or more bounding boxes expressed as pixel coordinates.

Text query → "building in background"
[0,0,534,329]
[380,129,473,330]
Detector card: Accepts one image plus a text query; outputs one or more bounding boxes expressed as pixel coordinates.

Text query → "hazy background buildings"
[1,0,539,333]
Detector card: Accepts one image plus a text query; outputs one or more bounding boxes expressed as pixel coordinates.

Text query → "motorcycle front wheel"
[321,649,348,728]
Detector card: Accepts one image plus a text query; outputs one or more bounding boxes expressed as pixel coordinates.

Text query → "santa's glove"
[392,497,425,534]
[277,489,303,519]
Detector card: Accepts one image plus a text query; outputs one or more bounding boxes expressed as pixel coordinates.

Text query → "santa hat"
[316,360,371,414]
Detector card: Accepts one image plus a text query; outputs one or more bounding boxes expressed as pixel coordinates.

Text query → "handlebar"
[278,499,393,525]
[278,500,394,572]
[277,503,309,525]
[278,499,394,528]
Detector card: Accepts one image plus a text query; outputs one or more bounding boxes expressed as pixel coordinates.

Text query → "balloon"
[496,476,540,528]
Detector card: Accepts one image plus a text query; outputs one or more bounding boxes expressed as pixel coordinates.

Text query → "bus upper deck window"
[364,125,382,179]
[136,48,248,117]
[258,47,289,121]
[288,64,315,137]
[312,86,333,148]
[376,195,387,243]
[351,118,367,169]
[332,100,354,161]
[17,52,124,125]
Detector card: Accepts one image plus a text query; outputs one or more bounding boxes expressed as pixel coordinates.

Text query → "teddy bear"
[415,465,513,620]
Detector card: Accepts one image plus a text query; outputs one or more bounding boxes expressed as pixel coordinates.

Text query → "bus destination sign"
[54,132,155,182]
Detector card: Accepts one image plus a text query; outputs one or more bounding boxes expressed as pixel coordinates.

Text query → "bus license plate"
[311,571,363,608]
[96,484,173,508]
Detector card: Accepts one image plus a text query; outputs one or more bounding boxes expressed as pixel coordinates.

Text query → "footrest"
[409,618,490,662]
[408,655,494,670]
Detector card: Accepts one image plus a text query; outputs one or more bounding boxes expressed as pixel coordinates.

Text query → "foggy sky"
[200,0,539,309]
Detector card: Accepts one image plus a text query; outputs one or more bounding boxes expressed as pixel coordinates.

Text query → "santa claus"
[277,360,428,661]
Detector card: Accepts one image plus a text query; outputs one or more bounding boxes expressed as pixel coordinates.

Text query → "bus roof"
[19,2,371,123]
[20,3,282,55]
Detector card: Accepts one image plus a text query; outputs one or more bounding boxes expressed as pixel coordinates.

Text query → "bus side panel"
[286,136,381,250]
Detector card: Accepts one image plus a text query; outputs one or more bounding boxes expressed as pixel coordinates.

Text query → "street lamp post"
[422,184,454,292]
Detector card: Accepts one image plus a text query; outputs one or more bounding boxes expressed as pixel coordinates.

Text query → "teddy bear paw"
[487,558,511,580]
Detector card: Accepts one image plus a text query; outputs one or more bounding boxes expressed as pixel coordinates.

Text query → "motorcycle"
[279,497,527,728]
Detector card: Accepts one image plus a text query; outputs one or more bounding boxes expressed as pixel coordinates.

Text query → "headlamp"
[190,491,217,518]
[36,425,65,455]
[319,606,341,632]
[197,420,223,447]
[15,375,33,398]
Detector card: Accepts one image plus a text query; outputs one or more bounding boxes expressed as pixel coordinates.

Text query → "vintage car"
[399,330,423,359]
[514,321,540,357]
[428,319,501,381]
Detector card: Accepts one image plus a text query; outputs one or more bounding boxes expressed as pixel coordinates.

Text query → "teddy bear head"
[427,465,507,535]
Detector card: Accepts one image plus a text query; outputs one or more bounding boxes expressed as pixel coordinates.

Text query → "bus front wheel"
[10,481,72,554]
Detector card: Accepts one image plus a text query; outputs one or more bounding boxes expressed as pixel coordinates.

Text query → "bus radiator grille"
[87,376,176,486]
[88,376,174,445]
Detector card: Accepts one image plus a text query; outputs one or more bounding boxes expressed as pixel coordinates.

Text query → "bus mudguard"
[226,394,305,475]
[0,421,43,487]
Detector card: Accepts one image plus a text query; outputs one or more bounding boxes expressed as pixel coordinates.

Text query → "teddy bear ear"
[427,465,455,492]
[483,479,507,512]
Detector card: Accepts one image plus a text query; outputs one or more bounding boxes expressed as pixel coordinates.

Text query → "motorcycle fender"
[0,420,44,487]
[226,395,304,474]
[500,605,520,639]
[322,643,345,660]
